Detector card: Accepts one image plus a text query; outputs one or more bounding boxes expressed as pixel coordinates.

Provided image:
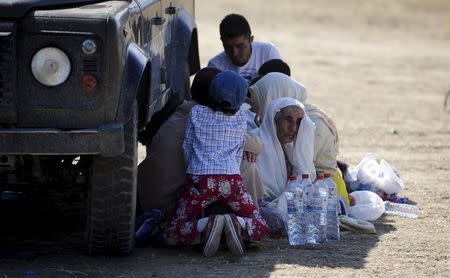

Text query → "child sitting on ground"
[163,70,269,256]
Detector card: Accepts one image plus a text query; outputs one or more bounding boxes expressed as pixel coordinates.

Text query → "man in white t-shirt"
[207,14,282,84]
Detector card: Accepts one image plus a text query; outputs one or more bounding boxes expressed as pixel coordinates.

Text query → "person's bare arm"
[243,134,264,162]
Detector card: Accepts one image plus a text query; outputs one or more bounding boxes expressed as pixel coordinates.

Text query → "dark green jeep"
[0,0,199,255]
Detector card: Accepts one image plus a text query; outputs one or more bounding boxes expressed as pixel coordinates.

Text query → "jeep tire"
[86,104,137,255]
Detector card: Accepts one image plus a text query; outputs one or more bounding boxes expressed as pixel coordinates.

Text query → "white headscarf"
[252,97,316,199]
[249,72,308,121]
[250,72,339,173]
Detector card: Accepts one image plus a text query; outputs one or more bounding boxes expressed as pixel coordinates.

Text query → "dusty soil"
[1,0,449,277]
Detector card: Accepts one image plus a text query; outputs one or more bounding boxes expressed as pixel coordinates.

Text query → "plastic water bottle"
[384,201,419,219]
[324,173,340,241]
[285,175,305,246]
[315,175,329,243]
[305,174,328,244]
[297,174,311,243]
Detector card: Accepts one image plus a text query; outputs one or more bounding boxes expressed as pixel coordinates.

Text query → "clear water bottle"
[323,173,340,241]
[305,174,328,244]
[286,175,305,246]
[384,201,419,219]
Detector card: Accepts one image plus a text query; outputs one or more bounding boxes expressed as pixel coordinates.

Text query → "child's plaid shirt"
[183,105,246,175]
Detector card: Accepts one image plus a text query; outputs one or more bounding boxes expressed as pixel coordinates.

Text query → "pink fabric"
[164,174,269,245]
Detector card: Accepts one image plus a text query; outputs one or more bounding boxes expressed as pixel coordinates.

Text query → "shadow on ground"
[135,215,397,277]
[0,199,396,277]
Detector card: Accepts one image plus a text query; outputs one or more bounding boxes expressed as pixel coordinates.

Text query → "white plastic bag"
[356,153,382,187]
[351,153,405,194]
[349,191,385,221]
[260,194,288,236]
[378,159,404,194]
[276,192,288,220]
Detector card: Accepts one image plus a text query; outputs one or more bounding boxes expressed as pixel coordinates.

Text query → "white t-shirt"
[207,41,282,84]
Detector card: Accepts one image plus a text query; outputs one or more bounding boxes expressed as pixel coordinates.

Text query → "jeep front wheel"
[85,104,137,255]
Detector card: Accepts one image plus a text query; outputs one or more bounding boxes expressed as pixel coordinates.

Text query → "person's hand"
[243,151,257,163]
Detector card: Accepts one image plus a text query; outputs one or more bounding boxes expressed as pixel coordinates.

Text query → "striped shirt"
[183,105,246,175]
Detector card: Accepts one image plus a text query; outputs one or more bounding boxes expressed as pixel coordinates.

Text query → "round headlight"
[31,47,71,86]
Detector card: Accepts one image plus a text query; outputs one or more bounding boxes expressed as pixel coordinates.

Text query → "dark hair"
[190,67,221,105]
[249,75,263,86]
[220,13,251,39]
[206,99,239,115]
[258,59,291,76]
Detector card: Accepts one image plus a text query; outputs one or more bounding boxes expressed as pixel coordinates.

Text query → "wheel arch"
[116,42,149,128]
[168,9,200,99]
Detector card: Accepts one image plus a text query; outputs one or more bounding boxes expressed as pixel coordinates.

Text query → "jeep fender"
[116,42,149,125]
[169,9,200,97]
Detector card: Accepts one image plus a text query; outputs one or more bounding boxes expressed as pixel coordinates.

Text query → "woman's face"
[275,106,304,144]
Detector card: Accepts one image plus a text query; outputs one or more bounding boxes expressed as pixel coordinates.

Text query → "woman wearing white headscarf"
[253,97,316,199]
[248,73,350,206]
[240,72,309,207]
[248,97,315,235]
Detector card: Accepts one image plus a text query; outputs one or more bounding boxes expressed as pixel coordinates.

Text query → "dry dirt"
[2,0,450,277]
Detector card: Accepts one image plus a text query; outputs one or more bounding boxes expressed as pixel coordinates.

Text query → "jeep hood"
[0,0,115,18]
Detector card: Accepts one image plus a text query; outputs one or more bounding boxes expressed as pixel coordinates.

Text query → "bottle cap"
[289,175,297,181]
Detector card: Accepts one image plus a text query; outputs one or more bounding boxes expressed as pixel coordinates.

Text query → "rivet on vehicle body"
[82,39,97,55]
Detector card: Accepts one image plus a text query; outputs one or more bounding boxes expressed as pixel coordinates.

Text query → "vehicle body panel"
[0,0,199,155]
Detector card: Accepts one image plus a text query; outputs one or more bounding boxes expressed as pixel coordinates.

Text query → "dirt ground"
[1,0,450,277]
